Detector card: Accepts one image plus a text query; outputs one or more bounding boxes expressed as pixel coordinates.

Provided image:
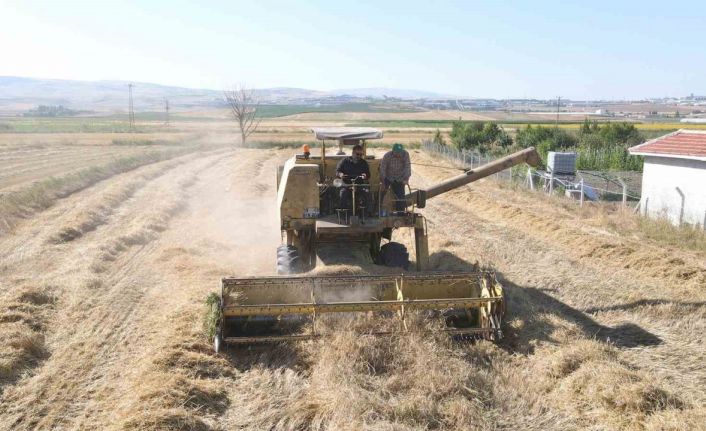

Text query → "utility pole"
[555,96,561,129]
[164,98,170,126]
[128,83,135,130]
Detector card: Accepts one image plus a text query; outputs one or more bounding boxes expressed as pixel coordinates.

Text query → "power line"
[128,83,135,130]
[555,96,561,128]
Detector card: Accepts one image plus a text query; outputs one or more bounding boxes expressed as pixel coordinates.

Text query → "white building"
[629,130,706,227]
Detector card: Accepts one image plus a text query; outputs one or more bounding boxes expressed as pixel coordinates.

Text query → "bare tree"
[223,85,261,146]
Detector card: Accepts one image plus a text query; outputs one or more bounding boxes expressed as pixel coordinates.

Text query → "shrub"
[449,121,512,154]
[432,129,446,146]
[516,125,577,150]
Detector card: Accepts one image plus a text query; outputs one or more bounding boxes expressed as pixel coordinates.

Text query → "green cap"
[392,143,404,152]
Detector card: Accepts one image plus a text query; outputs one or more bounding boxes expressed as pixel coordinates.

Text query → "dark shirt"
[336,157,370,184]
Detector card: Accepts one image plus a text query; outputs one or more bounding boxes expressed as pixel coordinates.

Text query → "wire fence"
[420,141,521,182]
[421,140,642,207]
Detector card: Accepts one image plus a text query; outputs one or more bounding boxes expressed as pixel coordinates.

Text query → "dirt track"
[1,147,704,430]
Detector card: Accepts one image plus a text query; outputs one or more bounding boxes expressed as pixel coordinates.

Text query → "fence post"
[494,155,500,180]
[622,184,627,207]
[527,167,534,190]
[617,177,627,207]
[580,179,584,207]
[676,187,685,226]
[549,171,554,194]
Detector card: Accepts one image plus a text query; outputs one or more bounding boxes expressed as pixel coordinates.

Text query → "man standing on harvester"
[336,144,370,213]
[380,143,411,213]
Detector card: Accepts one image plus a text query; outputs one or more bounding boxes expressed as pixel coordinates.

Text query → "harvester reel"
[216,271,505,346]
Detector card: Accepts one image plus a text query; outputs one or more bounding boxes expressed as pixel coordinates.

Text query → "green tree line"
[23,105,82,117]
[445,119,645,171]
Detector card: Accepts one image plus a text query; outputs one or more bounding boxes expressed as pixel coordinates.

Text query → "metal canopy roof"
[311,127,383,141]
[629,129,706,161]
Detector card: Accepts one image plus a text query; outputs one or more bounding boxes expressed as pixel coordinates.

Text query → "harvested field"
[0,143,156,192]
[0,137,704,429]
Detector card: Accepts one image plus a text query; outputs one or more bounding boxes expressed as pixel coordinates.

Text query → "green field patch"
[111,138,183,146]
[345,119,591,129]
[0,118,165,133]
[257,103,419,118]
[101,112,223,122]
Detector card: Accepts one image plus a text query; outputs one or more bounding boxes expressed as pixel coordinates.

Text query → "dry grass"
[0,132,704,430]
[118,306,234,430]
[0,287,54,388]
[493,175,706,255]
[0,147,231,429]
[525,339,687,429]
[553,360,683,424]
[604,210,706,253]
[411,151,706,290]
[293,328,495,430]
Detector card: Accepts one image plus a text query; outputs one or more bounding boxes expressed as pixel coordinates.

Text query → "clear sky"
[1,0,704,100]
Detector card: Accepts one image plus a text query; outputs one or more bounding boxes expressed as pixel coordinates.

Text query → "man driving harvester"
[380,143,411,213]
[335,144,371,213]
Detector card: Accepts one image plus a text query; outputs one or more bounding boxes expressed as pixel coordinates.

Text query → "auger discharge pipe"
[407,147,540,208]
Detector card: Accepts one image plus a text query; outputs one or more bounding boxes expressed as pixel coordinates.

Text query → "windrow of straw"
[0,146,202,236]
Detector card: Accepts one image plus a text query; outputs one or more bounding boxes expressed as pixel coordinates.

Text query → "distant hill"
[0,76,448,113]
[0,76,223,112]
[331,87,454,99]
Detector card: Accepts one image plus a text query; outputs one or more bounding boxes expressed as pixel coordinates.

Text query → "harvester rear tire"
[277,245,302,274]
[376,242,410,270]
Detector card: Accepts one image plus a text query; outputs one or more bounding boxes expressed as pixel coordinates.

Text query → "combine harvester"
[213,128,539,351]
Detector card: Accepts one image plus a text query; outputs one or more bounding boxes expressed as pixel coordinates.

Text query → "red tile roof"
[629,130,706,160]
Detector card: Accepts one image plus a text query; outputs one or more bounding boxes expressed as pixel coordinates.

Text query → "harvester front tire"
[277,245,302,274]
[277,245,299,258]
[214,328,225,353]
